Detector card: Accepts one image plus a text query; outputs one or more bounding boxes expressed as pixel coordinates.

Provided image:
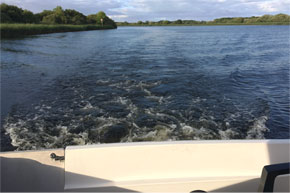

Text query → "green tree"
[244,16,259,24]
[64,9,86,24]
[232,17,244,23]
[23,10,36,23]
[42,6,67,24]
[0,3,117,28]
[87,14,97,24]
[42,14,57,24]
[162,20,170,25]
[257,14,271,22]
[0,12,12,23]
[271,14,290,22]
[86,11,116,27]
[174,19,182,24]
[53,6,67,24]
[94,11,106,25]
[35,10,53,22]
[0,3,24,23]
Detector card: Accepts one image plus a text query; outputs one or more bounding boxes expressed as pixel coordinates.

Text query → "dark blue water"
[1,26,289,151]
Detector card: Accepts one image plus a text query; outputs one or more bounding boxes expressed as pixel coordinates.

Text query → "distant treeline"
[117,14,290,26]
[0,3,117,28]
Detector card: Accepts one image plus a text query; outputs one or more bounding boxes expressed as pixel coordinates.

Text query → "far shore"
[117,22,289,27]
[1,22,288,39]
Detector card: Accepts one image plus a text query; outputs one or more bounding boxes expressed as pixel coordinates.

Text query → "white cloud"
[258,1,279,12]
[2,0,289,21]
[108,14,129,19]
[109,0,290,21]
[256,0,290,13]
[1,0,123,15]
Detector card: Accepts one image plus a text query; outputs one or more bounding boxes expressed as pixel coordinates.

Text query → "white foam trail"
[96,79,110,84]
[3,75,273,151]
[143,88,152,96]
[218,129,240,140]
[82,102,94,110]
[116,97,138,118]
[124,125,174,142]
[192,97,207,104]
[246,116,269,139]
[180,123,217,140]
[146,95,164,103]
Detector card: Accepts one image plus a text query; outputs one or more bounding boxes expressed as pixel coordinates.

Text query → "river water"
[1,26,289,151]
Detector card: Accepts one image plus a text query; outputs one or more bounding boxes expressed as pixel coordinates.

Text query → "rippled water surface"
[1,26,289,151]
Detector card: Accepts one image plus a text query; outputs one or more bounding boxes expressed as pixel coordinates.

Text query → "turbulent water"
[1,26,289,151]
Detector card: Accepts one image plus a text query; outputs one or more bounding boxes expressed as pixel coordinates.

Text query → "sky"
[2,0,290,22]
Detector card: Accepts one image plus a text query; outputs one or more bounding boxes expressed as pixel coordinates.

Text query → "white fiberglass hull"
[1,139,289,192]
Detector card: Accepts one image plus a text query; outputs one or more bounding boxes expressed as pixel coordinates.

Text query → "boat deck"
[1,140,289,192]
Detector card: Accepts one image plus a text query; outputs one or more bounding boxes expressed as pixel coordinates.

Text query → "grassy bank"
[0,24,117,38]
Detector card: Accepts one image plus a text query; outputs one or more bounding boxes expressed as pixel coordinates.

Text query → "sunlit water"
[1,26,289,151]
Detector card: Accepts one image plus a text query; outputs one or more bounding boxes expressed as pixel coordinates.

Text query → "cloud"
[1,0,123,15]
[258,2,279,12]
[2,0,289,22]
[110,0,290,21]
[108,14,129,20]
[256,0,290,12]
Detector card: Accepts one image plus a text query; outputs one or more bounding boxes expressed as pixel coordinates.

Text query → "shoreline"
[117,22,290,27]
[1,23,288,38]
[0,24,117,38]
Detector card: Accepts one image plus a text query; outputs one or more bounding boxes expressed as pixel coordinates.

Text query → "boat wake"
[3,76,270,150]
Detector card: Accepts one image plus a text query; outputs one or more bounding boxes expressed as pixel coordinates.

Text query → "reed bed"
[0,24,116,38]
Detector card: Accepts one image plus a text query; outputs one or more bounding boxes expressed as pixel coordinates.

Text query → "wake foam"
[3,77,271,150]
